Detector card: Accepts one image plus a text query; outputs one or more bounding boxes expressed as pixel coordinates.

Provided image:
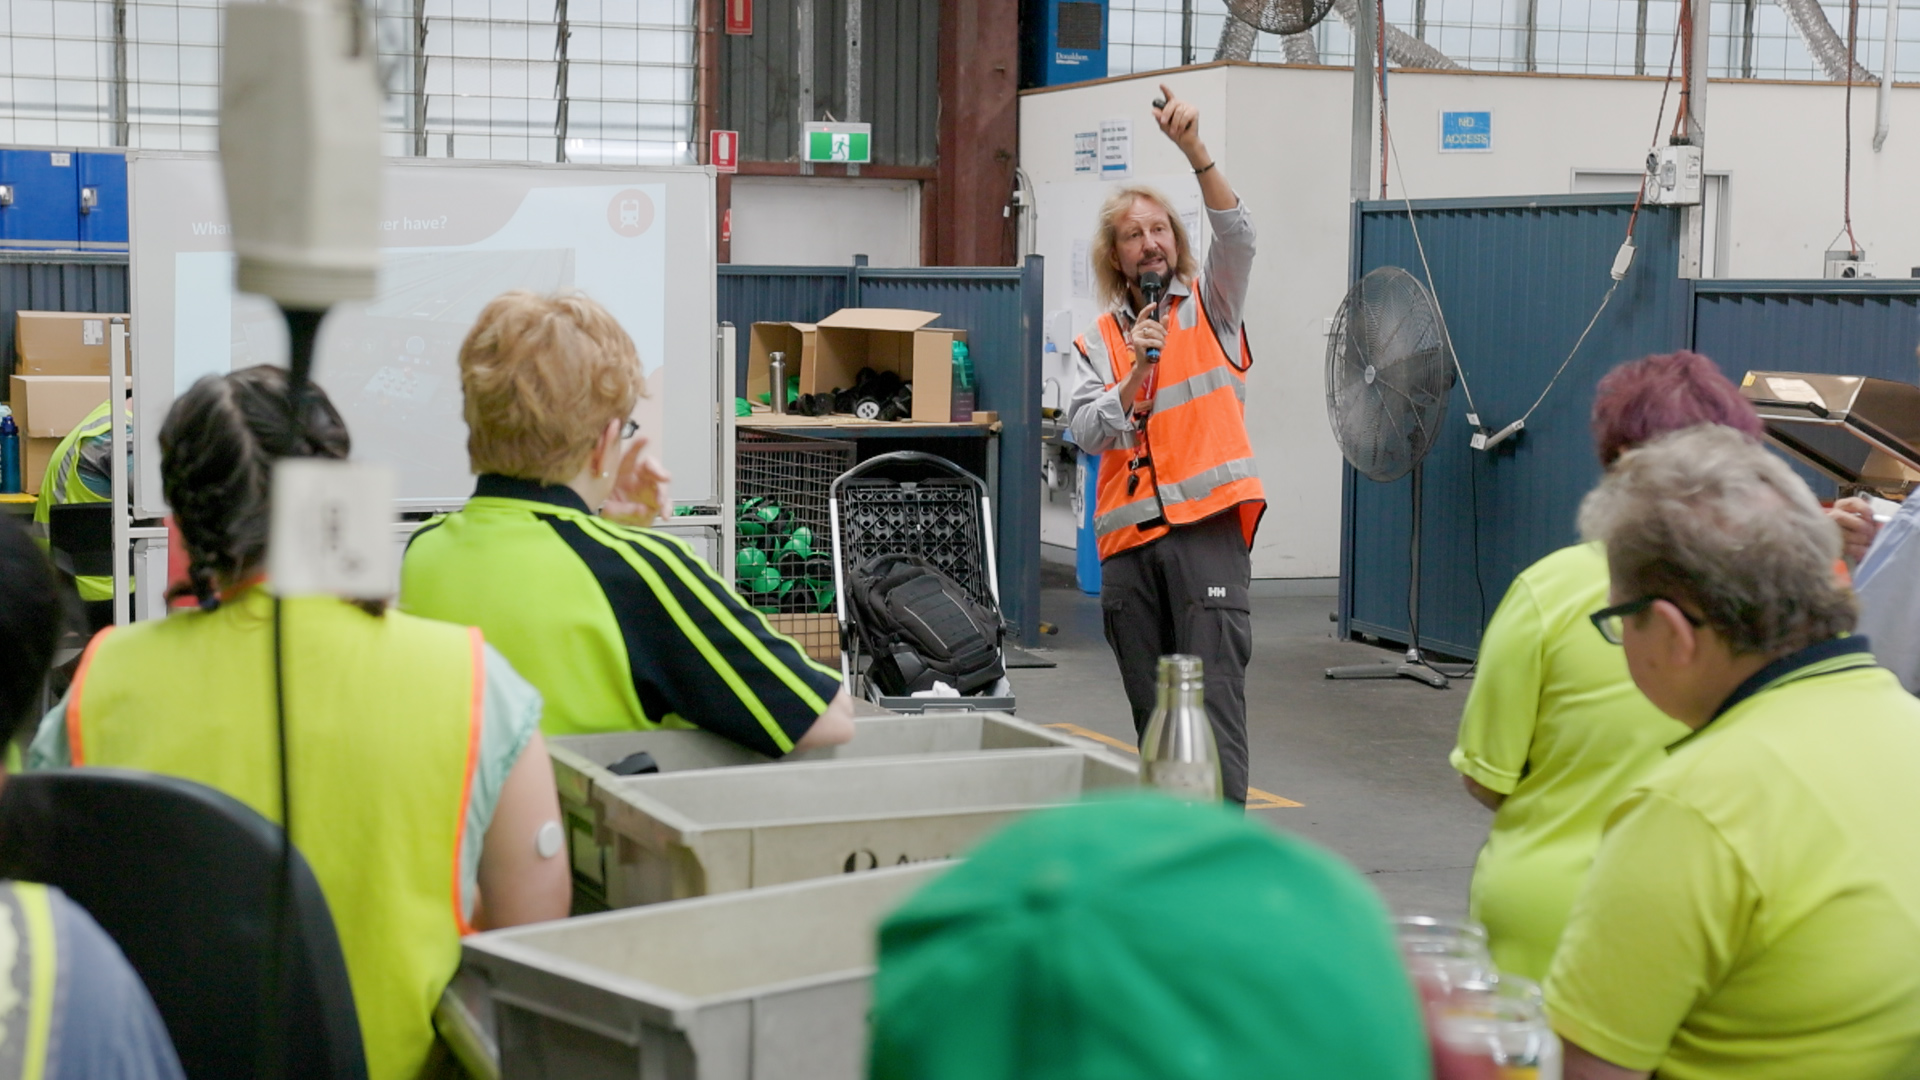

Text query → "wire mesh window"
[1107,0,1909,79]
[1,0,695,164]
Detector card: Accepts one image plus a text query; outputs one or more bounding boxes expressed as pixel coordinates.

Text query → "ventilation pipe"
[1214,13,1259,60]
[1332,0,1461,69]
[1774,0,1874,82]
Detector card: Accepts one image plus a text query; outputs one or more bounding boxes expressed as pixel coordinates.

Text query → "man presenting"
[1064,84,1264,805]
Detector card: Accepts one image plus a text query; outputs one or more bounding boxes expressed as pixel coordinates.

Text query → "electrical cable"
[1378,0,1390,200]
[1628,21,1685,240]
[259,306,324,1080]
[1384,125,1477,423]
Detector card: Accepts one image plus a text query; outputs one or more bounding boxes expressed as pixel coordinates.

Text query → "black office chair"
[47,502,116,634]
[45,503,112,579]
[0,769,368,1080]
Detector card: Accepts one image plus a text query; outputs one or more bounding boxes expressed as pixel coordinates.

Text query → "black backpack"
[850,553,1005,696]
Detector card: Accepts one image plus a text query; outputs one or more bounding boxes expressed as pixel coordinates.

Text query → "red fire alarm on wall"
[725,0,752,35]
[710,129,739,173]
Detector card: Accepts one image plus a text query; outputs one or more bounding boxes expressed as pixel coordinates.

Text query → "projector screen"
[128,153,718,517]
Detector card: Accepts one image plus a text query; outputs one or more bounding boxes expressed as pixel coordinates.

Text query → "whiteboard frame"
[127,151,720,518]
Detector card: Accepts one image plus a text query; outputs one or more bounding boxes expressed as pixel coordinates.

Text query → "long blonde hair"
[1089,185,1197,308]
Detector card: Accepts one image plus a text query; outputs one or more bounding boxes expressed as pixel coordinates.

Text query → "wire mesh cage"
[734,431,856,664]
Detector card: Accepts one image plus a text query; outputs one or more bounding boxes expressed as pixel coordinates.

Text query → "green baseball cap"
[869,795,1429,1080]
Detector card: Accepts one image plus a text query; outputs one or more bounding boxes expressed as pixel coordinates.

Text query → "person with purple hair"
[1450,351,1768,981]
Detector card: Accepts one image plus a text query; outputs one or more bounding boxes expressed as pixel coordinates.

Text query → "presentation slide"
[128,154,717,517]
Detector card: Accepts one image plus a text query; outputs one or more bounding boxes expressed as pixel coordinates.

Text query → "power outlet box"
[1645,144,1704,206]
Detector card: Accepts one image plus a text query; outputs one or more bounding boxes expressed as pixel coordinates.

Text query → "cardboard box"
[805,308,962,424]
[22,437,58,496]
[745,322,817,404]
[10,376,108,439]
[15,312,129,376]
[767,612,840,665]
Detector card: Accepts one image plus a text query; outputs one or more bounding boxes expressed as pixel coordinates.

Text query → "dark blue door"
[0,148,81,249]
[77,152,128,249]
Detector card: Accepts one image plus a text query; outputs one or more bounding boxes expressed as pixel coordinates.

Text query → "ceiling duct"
[1332,0,1461,69]
[1774,0,1874,82]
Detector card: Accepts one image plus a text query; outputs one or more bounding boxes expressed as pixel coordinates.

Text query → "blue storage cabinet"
[77,152,129,249]
[0,149,81,249]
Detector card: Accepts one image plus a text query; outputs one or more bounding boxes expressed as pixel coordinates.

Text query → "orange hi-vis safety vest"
[1076,280,1265,562]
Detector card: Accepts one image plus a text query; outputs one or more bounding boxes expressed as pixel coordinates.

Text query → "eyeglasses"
[620,418,641,440]
[1589,595,1704,645]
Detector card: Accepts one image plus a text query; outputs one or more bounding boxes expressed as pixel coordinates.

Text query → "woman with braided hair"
[28,364,571,1080]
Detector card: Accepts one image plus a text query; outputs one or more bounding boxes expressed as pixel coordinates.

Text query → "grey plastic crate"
[553,713,1101,910]
[461,863,946,1080]
[595,747,1138,907]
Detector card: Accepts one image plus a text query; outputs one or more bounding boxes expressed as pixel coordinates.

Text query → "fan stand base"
[1325,648,1473,690]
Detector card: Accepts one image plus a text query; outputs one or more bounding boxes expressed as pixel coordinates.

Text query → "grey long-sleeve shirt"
[1064,199,1257,455]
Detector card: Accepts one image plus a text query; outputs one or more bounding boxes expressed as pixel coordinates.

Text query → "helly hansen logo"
[1208,586,1227,598]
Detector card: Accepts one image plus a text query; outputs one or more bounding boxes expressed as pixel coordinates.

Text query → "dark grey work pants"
[1099,512,1253,805]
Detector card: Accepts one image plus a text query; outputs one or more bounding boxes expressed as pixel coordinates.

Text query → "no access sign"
[1440,111,1493,153]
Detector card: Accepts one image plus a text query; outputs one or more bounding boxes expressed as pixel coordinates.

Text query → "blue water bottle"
[0,409,20,495]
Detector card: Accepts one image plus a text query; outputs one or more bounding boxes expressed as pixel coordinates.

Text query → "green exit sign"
[802,122,872,164]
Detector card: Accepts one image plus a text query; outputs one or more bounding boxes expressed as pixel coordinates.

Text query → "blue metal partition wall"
[1344,196,1691,658]
[1693,281,1920,498]
[716,257,1045,643]
[0,252,129,385]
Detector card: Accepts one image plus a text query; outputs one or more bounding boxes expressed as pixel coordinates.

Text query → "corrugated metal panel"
[713,259,1043,641]
[0,253,129,388]
[1344,196,1691,659]
[718,265,852,387]
[719,0,939,166]
[859,263,1043,642]
[862,0,939,168]
[1693,281,1920,498]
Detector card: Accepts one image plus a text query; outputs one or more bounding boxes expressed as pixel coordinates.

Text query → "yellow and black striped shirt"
[401,475,841,755]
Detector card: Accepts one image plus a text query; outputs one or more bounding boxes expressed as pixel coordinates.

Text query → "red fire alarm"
[725,0,752,35]
[710,129,739,174]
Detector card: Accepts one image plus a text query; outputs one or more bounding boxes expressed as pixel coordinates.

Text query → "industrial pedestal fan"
[1324,266,1470,689]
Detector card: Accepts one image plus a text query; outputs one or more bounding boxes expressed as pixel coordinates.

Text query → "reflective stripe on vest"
[1152,365,1246,411]
[0,883,60,1080]
[68,589,483,1080]
[1089,280,1265,561]
[34,401,118,603]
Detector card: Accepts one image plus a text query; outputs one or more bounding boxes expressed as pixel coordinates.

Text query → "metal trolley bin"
[553,714,1106,911]
[460,863,947,1080]
[594,747,1137,908]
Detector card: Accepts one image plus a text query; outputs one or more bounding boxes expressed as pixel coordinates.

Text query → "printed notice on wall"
[1099,119,1131,178]
[1072,239,1091,298]
[1073,131,1098,174]
[1439,110,1493,153]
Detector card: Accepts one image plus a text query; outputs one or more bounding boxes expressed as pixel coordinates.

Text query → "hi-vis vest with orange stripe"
[66,588,485,1080]
[1076,279,1265,561]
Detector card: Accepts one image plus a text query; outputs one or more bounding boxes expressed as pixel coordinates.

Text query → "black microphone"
[1138,270,1165,363]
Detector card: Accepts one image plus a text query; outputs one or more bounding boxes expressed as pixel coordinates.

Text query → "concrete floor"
[1008,565,1490,920]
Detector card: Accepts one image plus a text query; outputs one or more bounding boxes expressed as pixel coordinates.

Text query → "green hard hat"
[745,566,788,595]
[735,547,769,577]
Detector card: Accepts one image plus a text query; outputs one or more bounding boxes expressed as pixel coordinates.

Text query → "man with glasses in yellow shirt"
[1548,424,1920,1080]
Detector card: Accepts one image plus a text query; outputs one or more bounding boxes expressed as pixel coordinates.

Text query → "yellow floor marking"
[1044,723,1303,808]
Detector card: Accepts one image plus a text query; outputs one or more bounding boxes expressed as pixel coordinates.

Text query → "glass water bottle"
[1141,654,1221,801]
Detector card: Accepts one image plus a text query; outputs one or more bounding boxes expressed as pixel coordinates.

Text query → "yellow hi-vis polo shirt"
[1545,637,1920,1080]
[401,474,843,755]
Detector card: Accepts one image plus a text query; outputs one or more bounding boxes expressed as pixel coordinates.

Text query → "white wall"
[1021,63,1920,578]
[729,177,922,266]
